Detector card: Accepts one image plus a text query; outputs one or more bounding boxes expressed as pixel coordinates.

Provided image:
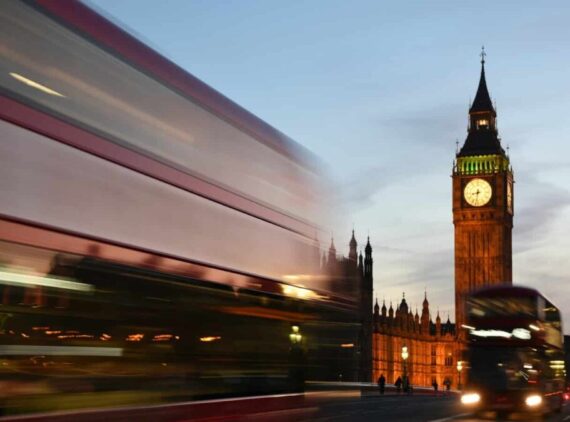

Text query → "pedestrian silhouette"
[377,374,386,395]
[395,376,402,394]
[432,379,439,396]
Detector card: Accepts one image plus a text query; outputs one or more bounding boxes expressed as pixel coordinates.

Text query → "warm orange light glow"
[126,334,144,342]
[341,343,354,348]
[281,284,318,300]
[153,334,174,342]
[57,334,94,339]
[200,336,221,342]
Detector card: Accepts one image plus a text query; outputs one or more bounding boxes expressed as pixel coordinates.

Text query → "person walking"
[444,378,451,394]
[377,374,386,395]
[395,376,402,394]
[432,379,439,396]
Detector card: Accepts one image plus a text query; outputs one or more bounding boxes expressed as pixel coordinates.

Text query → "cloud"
[375,101,467,149]
[513,170,570,254]
[340,165,393,209]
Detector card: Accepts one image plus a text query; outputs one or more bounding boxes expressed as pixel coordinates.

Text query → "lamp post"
[401,345,409,387]
[457,360,463,391]
[289,325,302,344]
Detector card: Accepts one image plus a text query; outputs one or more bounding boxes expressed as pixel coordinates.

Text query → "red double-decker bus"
[0,1,357,419]
[460,285,565,416]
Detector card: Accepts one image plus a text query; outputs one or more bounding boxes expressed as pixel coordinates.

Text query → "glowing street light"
[457,360,463,390]
[289,325,302,344]
[402,345,409,386]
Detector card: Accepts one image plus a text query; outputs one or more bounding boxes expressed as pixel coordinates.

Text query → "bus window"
[468,296,537,318]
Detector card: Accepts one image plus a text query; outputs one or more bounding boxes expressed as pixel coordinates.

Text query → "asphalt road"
[307,393,570,422]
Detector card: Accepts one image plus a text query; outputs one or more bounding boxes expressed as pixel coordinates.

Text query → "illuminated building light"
[341,343,354,348]
[528,324,540,331]
[292,326,299,333]
[9,72,65,97]
[281,284,317,300]
[470,328,531,339]
[20,333,29,338]
[512,328,531,339]
[0,270,92,292]
[0,345,122,357]
[45,330,62,335]
[200,336,221,342]
[523,364,533,369]
[461,393,481,405]
[100,333,111,340]
[472,329,511,338]
[525,394,542,407]
[153,334,174,342]
[461,324,476,330]
[126,334,144,342]
[32,327,50,331]
[57,334,94,340]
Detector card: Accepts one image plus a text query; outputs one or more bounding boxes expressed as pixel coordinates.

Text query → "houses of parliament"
[325,51,514,387]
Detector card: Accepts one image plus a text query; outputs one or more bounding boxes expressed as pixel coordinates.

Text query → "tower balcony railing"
[453,154,511,175]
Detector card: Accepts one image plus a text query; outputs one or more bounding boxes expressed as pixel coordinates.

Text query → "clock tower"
[452,50,514,336]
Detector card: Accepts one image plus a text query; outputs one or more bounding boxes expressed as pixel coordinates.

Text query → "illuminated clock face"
[464,178,492,207]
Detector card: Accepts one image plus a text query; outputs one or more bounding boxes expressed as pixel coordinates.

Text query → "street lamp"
[457,360,463,391]
[401,345,409,380]
[289,325,302,344]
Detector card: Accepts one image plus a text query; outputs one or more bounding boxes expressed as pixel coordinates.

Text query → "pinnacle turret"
[457,48,505,158]
[469,47,495,115]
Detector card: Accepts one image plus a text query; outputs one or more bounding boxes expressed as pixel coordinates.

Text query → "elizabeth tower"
[453,52,514,335]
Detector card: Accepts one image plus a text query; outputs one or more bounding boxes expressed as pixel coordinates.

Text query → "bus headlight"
[461,392,481,405]
[525,394,542,407]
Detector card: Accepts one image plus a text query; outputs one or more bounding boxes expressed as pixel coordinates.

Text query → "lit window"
[477,119,489,128]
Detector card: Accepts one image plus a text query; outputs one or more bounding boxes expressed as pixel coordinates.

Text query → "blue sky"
[90,0,570,329]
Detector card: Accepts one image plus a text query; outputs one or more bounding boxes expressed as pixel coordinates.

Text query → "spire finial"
[402,292,405,299]
[480,45,486,65]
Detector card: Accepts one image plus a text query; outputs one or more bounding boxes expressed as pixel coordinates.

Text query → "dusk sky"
[91,0,570,330]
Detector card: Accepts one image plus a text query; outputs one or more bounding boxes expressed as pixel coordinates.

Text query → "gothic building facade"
[322,231,373,382]
[324,233,460,387]
[372,295,460,387]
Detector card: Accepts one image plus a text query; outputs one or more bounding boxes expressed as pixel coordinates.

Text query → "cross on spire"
[480,45,486,65]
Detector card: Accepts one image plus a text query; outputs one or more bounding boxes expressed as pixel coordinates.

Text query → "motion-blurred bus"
[460,285,565,416]
[0,0,357,418]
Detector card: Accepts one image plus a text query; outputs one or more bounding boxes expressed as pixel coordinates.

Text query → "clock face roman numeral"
[463,178,492,207]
